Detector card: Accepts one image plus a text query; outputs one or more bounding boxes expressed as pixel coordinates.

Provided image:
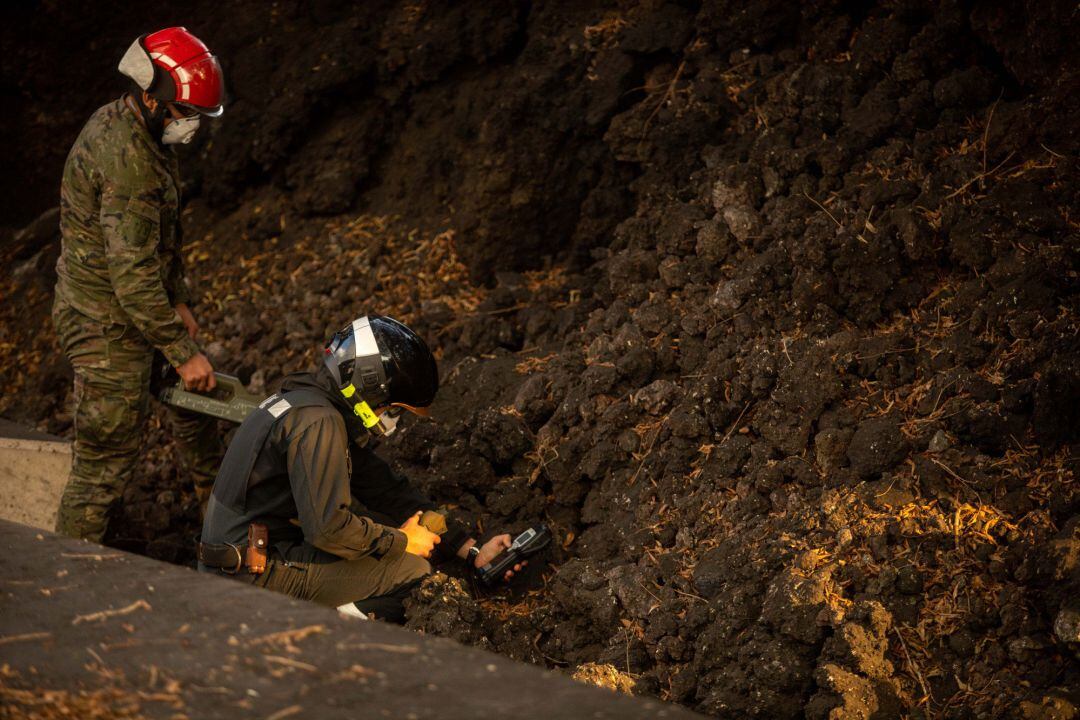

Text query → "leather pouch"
[246,522,269,574]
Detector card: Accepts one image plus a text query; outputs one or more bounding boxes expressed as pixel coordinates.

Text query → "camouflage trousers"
[52,298,223,542]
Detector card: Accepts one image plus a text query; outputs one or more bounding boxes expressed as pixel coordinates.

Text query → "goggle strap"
[339,384,380,428]
[355,401,382,429]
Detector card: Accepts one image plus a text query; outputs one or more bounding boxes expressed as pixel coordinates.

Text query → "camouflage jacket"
[55,97,199,367]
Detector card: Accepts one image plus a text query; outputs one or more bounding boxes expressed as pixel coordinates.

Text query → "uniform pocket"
[52,299,109,370]
[71,365,148,453]
[103,320,148,349]
[124,197,162,251]
[126,197,160,224]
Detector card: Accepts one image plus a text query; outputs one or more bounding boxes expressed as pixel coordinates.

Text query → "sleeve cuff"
[374,528,408,560]
[171,285,192,307]
[435,521,471,564]
[390,529,408,557]
[161,333,200,368]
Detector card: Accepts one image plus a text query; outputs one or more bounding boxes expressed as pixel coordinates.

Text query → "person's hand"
[476,534,527,581]
[175,303,199,340]
[401,512,441,558]
[177,352,216,392]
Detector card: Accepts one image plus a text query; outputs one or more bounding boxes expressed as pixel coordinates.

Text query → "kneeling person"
[198,315,519,620]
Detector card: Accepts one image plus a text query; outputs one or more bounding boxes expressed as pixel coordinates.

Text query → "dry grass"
[515,353,557,375]
[809,276,1075,718]
[181,214,489,374]
[583,15,627,51]
[318,217,485,322]
[571,662,637,695]
[0,270,56,419]
[818,444,1075,716]
[523,432,560,485]
[0,663,183,720]
[479,592,547,622]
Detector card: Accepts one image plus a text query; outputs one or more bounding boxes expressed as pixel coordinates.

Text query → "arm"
[349,447,470,560]
[163,218,192,307]
[100,182,199,367]
[162,182,197,339]
[349,447,434,524]
[286,411,407,561]
[345,449,519,576]
[458,536,527,582]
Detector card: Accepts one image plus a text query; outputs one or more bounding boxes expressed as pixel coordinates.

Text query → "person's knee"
[168,407,223,449]
[73,372,147,455]
[398,553,432,585]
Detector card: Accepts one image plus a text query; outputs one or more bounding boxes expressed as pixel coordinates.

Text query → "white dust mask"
[162,115,200,145]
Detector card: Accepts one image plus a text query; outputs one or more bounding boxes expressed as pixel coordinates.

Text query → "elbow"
[307,506,368,558]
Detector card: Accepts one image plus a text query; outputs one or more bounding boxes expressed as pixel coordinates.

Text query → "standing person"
[198,316,523,622]
[53,27,226,541]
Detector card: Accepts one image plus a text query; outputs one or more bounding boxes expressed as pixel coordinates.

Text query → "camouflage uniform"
[53,97,222,542]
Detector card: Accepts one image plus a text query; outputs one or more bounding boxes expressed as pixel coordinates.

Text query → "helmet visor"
[170,102,201,118]
[177,54,224,116]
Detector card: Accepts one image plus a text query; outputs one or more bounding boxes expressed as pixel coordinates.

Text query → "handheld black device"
[475,524,551,586]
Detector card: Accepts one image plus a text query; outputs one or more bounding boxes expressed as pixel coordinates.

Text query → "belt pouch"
[245,523,269,574]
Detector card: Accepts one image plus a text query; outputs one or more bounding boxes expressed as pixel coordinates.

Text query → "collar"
[119,94,173,164]
[279,370,371,446]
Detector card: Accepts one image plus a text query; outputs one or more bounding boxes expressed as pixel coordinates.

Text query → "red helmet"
[118,27,224,117]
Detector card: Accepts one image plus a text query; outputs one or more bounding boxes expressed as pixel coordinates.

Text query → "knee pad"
[337,603,369,620]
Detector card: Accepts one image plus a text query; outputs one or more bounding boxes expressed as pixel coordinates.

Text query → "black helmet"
[323,315,439,436]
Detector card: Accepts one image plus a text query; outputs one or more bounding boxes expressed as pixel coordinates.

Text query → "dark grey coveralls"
[199,370,467,613]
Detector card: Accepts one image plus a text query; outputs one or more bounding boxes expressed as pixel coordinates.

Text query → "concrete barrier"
[0,519,700,719]
[0,418,69,530]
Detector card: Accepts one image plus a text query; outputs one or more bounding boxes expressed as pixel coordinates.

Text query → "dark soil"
[2,1,1079,717]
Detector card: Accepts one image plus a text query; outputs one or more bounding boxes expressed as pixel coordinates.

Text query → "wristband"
[465,544,480,570]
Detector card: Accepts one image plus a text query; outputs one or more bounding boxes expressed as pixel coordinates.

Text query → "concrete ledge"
[0,419,69,530]
[0,520,699,719]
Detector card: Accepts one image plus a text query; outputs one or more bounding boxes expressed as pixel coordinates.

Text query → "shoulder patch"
[266,398,292,418]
